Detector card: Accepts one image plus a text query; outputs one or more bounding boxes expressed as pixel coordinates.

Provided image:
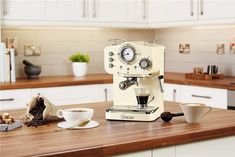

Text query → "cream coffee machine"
[104,41,165,121]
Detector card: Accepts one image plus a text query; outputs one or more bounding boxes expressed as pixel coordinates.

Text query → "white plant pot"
[72,62,88,77]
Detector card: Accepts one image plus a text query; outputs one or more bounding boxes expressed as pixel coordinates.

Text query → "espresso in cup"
[136,94,150,106]
[135,88,153,109]
[57,108,94,125]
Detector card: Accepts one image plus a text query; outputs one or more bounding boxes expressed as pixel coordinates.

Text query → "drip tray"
[106,105,159,114]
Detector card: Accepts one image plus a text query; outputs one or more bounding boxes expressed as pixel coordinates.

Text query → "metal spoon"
[55,120,90,132]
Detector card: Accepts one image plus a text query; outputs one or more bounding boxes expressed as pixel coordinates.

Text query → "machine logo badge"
[121,114,134,120]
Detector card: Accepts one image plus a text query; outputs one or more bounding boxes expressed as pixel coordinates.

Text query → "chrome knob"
[139,58,152,69]
[109,51,114,56]
[109,57,114,62]
[109,63,114,68]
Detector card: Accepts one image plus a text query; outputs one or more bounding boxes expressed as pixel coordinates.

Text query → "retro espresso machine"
[104,41,165,121]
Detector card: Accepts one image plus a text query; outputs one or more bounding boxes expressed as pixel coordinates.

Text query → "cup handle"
[147,96,155,105]
[57,109,64,118]
[201,106,212,119]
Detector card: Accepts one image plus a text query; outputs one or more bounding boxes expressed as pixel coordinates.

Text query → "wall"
[155,25,235,76]
[1,28,155,78]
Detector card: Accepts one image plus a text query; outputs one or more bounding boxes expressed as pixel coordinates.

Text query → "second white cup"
[180,103,212,123]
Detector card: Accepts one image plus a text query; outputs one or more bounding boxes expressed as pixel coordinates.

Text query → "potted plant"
[69,52,90,77]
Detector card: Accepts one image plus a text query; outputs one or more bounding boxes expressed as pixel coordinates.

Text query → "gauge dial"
[119,46,136,63]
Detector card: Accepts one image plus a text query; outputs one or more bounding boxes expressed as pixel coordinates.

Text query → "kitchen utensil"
[160,112,184,122]
[206,65,210,74]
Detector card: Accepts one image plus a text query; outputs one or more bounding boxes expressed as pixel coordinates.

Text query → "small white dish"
[57,120,99,129]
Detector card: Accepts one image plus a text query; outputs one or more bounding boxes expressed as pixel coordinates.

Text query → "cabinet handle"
[93,0,96,18]
[83,0,86,18]
[104,88,108,102]
[0,98,14,101]
[173,89,176,102]
[191,94,211,99]
[200,0,204,15]
[2,0,7,15]
[190,0,194,16]
[142,0,146,19]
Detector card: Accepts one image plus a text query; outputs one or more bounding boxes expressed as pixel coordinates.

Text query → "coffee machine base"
[105,105,163,121]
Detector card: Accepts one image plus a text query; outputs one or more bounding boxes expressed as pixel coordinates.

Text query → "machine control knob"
[139,58,152,69]
[109,51,114,56]
[109,63,114,68]
[109,57,114,62]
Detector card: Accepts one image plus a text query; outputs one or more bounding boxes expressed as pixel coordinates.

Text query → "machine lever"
[158,75,164,93]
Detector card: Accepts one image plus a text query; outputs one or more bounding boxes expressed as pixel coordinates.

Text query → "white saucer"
[57,120,99,129]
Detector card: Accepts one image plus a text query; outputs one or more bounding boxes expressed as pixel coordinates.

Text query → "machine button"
[109,57,114,62]
[139,58,152,69]
[109,52,114,56]
[109,63,114,68]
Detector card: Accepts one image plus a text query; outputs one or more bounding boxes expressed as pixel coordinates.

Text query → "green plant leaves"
[69,52,90,63]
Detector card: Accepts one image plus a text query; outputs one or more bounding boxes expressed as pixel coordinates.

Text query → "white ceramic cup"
[57,108,94,125]
[180,103,212,123]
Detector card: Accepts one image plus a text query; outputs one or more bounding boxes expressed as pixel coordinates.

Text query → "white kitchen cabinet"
[149,0,197,23]
[46,0,126,23]
[125,0,148,23]
[176,136,235,157]
[0,89,31,111]
[126,150,152,157]
[46,0,85,22]
[31,85,100,106]
[92,0,126,22]
[99,84,113,102]
[199,0,235,20]
[164,83,181,103]
[149,0,235,27]
[1,0,45,21]
[180,85,227,109]
[153,145,175,157]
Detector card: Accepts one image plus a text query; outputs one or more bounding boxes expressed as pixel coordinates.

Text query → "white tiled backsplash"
[2,25,235,78]
[1,28,155,78]
[155,25,235,76]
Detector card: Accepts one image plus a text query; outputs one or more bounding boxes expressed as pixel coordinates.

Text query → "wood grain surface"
[1,101,235,157]
[1,72,235,90]
[0,74,113,90]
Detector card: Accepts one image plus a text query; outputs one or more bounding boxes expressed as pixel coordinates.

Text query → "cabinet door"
[92,0,126,22]
[176,136,235,157]
[125,0,148,22]
[180,85,227,109]
[199,0,235,20]
[164,83,181,103]
[99,84,113,102]
[46,0,85,21]
[126,150,152,157]
[2,0,45,20]
[0,89,31,111]
[149,0,198,22]
[153,145,175,157]
[31,85,100,106]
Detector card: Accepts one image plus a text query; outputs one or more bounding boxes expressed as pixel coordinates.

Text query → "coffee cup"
[180,103,212,123]
[135,88,154,109]
[57,108,94,125]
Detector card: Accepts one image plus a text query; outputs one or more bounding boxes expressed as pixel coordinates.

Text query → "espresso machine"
[104,41,165,121]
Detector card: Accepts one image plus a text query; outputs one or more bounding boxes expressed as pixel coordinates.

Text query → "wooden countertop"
[0,74,113,90]
[1,101,235,157]
[1,72,235,90]
[165,72,235,90]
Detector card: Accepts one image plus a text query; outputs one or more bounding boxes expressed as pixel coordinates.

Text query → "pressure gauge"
[119,46,136,63]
